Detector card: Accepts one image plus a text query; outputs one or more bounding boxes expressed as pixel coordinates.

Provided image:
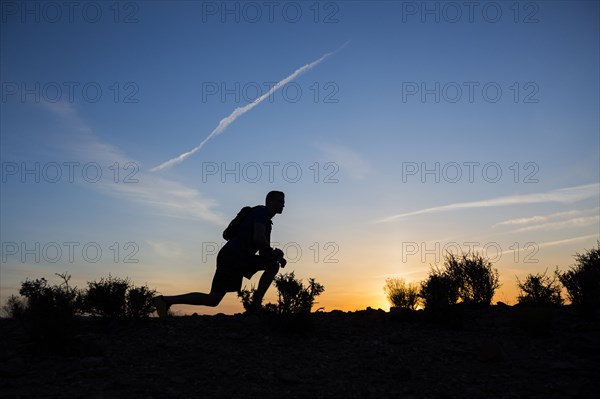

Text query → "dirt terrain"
[1,306,599,398]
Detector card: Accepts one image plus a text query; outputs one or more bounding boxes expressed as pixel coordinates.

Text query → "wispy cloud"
[536,234,600,249]
[316,143,372,180]
[493,207,600,233]
[377,184,600,223]
[500,233,599,256]
[494,208,599,227]
[512,216,599,233]
[146,240,184,258]
[44,102,226,225]
[497,211,578,227]
[151,42,350,172]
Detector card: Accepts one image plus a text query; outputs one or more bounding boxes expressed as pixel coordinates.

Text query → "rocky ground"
[1,306,599,399]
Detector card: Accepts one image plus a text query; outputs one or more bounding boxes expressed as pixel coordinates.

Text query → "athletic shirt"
[228,205,272,255]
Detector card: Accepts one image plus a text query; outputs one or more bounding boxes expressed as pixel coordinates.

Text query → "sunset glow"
[1,1,598,315]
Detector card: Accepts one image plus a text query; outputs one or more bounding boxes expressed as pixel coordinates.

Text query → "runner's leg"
[252,259,280,305]
[163,290,225,307]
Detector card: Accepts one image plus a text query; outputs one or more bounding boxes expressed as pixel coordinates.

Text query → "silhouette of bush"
[81,275,156,319]
[557,243,600,313]
[238,273,324,316]
[16,272,82,344]
[445,252,500,305]
[3,272,157,325]
[1,294,27,318]
[517,269,563,306]
[126,284,157,318]
[420,267,459,310]
[238,285,258,312]
[273,272,324,314]
[83,275,130,318]
[384,278,420,310]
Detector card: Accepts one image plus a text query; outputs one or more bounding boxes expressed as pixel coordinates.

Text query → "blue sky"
[1,0,599,314]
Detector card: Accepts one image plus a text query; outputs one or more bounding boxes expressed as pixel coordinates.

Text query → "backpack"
[223,206,254,241]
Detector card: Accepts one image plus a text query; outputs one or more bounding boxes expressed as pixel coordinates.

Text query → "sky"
[1,0,599,315]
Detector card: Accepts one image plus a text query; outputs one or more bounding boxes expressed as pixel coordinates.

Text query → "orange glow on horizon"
[162,270,527,316]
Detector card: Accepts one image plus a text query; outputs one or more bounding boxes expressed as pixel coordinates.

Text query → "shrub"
[4,273,157,324]
[420,267,459,310]
[517,269,563,306]
[238,285,258,313]
[557,243,600,311]
[239,272,325,314]
[273,272,324,314]
[19,272,81,317]
[17,272,82,345]
[384,278,420,310]
[83,275,130,318]
[2,295,27,318]
[126,284,157,318]
[445,252,500,305]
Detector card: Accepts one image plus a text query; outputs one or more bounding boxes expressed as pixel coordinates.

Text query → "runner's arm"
[254,222,284,263]
[253,222,273,254]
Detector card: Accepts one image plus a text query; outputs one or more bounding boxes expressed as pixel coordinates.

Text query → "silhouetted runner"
[154,191,286,317]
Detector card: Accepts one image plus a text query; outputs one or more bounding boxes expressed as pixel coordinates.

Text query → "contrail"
[151,42,349,172]
[375,183,600,223]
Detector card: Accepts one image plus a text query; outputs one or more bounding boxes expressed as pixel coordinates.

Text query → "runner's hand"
[273,248,284,259]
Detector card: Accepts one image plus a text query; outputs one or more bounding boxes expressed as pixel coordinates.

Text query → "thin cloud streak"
[151,42,349,172]
[44,102,226,226]
[377,184,600,223]
[500,234,599,256]
[536,234,600,249]
[511,216,600,233]
[494,208,600,227]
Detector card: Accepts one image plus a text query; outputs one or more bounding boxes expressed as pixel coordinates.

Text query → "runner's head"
[266,191,285,215]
